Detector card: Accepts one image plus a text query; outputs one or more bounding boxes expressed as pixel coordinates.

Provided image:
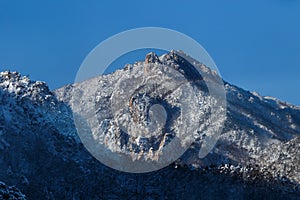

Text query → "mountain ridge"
[0,51,299,199]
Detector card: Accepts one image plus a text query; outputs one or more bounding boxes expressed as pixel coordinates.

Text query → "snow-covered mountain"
[0,51,299,199]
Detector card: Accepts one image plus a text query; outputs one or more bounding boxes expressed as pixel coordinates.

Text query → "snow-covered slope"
[0,51,300,199]
[56,51,300,183]
[0,71,76,139]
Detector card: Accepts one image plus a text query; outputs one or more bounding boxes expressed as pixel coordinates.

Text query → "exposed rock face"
[0,51,300,199]
[145,52,160,64]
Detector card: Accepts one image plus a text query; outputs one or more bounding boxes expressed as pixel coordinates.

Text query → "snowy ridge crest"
[0,71,53,103]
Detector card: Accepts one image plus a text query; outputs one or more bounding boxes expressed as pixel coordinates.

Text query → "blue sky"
[0,0,299,105]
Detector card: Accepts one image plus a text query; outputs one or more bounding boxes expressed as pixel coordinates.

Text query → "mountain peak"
[0,71,24,86]
[0,71,52,102]
[145,52,160,64]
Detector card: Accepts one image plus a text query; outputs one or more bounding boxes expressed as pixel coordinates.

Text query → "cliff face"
[0,51,299,199]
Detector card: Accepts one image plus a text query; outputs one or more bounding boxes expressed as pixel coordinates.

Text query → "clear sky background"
[0,0,299,105]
